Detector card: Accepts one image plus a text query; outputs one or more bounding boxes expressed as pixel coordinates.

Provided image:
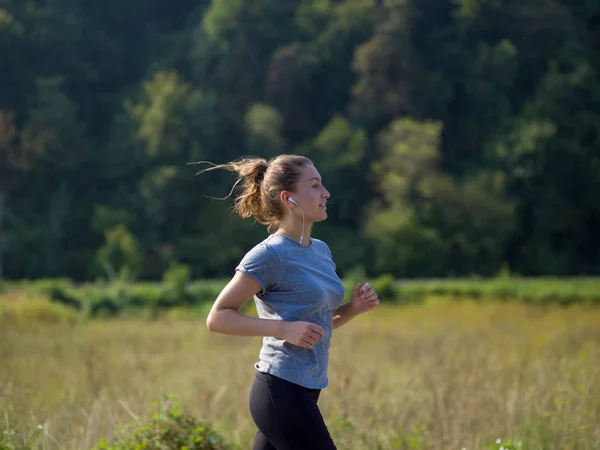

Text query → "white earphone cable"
[288,197,305,246]
[298,204,305,246]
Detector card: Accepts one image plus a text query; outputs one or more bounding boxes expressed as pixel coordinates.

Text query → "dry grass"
[1,298,599,449]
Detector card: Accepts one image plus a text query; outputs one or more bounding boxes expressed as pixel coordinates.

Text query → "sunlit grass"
[1,298,599,449]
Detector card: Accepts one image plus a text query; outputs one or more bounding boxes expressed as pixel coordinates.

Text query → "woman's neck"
[275,222,313,246]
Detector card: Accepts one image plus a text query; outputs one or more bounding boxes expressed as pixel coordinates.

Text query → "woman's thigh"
[249,371,336,450]
[252,430,277,450]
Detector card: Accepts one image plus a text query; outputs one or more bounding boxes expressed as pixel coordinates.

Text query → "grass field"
[1,298,599,449]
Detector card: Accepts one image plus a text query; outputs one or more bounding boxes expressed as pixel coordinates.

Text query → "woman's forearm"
[207,308,285,338]
[332,302,359,330]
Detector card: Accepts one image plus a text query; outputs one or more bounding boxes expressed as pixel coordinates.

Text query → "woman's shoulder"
[310,237,327,247]
[310,238,331,254]
[242,236,280,260]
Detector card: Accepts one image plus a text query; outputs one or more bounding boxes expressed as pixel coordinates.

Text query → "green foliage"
[2,0,600,281]
[367,118,515,277]
[126,70,218,162]
[163,260,192,307]
[0,293,81,325]
[395,277,600,306]
[0,427,16,450]
[44,284,82,310]
[92,395,232,450]
[310,116,370,228]
[245,103,286,155]
[187,280,227,303]
[485,438,524,450]
[95,225,143,282]
[0,424,46,450]
[5,276,599,325]
[370,274,396,303]
[113,283,166,310]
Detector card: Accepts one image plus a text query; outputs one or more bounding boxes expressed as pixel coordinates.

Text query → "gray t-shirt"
[235,233,345,389]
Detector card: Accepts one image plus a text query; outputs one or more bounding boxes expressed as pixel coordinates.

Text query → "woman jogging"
[202,154,380,450]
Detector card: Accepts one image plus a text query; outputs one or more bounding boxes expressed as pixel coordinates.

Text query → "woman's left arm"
[333,282,380,330]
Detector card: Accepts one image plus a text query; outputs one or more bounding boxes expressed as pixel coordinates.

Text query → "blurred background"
[1,2,600,449]
[1,0,599,283]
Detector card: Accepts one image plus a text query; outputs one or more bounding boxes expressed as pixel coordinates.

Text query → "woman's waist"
[260,338,330,364]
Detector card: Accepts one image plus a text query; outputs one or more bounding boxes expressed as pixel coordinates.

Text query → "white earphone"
[287,196,305,245]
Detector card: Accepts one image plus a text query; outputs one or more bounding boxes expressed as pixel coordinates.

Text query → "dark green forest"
[1,0,599,281]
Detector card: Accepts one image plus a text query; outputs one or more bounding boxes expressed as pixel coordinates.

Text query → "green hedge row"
[3,275,598,318]
[393,277,600,306]
[2,278,227,318]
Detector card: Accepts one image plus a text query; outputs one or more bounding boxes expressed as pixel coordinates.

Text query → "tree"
[95,224,143,282]
[366,118,515,277]
[245,103,286,156]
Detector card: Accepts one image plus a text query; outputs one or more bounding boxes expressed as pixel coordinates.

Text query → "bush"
[18,278,73,293]
[45,285,82,310]
[342,266,367,302]
[187,280,226,304]
[0,424,47,450]
[92,396,233,450]
[113,283,166,310]
[0,426,17,450]
[371,274,397,303]
[393,277,600,306]
[0,293,81,325]
[163,261,192,307]
[88,296,122,317]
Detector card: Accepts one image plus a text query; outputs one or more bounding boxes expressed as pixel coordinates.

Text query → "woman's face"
[287,164,330,223]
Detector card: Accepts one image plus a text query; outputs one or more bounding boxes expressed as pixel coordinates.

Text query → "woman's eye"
[313,184,320,188]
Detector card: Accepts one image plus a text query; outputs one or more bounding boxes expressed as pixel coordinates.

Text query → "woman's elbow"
[206,311,219,332]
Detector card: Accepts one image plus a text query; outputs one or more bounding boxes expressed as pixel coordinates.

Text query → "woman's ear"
[279,190,290,204]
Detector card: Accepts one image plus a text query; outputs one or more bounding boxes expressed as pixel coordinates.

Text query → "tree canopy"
[1,0,599,280]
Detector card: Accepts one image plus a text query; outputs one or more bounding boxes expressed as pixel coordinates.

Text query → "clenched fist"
[281,321,325,349]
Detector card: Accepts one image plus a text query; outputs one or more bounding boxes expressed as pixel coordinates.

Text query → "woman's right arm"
[206,271,324,348]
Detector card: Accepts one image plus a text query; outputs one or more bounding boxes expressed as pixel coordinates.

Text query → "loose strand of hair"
[189,159,266,220]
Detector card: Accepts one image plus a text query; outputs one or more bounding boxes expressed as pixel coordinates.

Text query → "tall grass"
[1,297,599,449]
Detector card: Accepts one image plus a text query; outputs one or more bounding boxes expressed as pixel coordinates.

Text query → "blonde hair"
[193,154,313,233]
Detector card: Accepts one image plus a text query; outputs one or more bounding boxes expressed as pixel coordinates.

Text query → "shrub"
[187,280,226,304]
[44,285,82,310]
[0,426,17,450]
[115,283,166,310]
[163,261,192,307]
[88,296,121,317]
[342,266,367,302]
[18,278,72,293]
[0,294,81,325]
[92,395,233,450]
[95,224,142,282]
[0,424,46,450]
[371,274,397,303]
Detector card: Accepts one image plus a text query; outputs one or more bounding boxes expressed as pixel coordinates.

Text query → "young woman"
[202,154,380,450]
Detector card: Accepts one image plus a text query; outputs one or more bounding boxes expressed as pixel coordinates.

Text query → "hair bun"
[251,160,268,186]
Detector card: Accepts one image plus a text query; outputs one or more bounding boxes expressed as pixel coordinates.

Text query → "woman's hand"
[350,282,380,315]
[281,321,325,349]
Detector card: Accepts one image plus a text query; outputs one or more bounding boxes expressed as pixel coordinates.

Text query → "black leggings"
[249,370,337,450]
